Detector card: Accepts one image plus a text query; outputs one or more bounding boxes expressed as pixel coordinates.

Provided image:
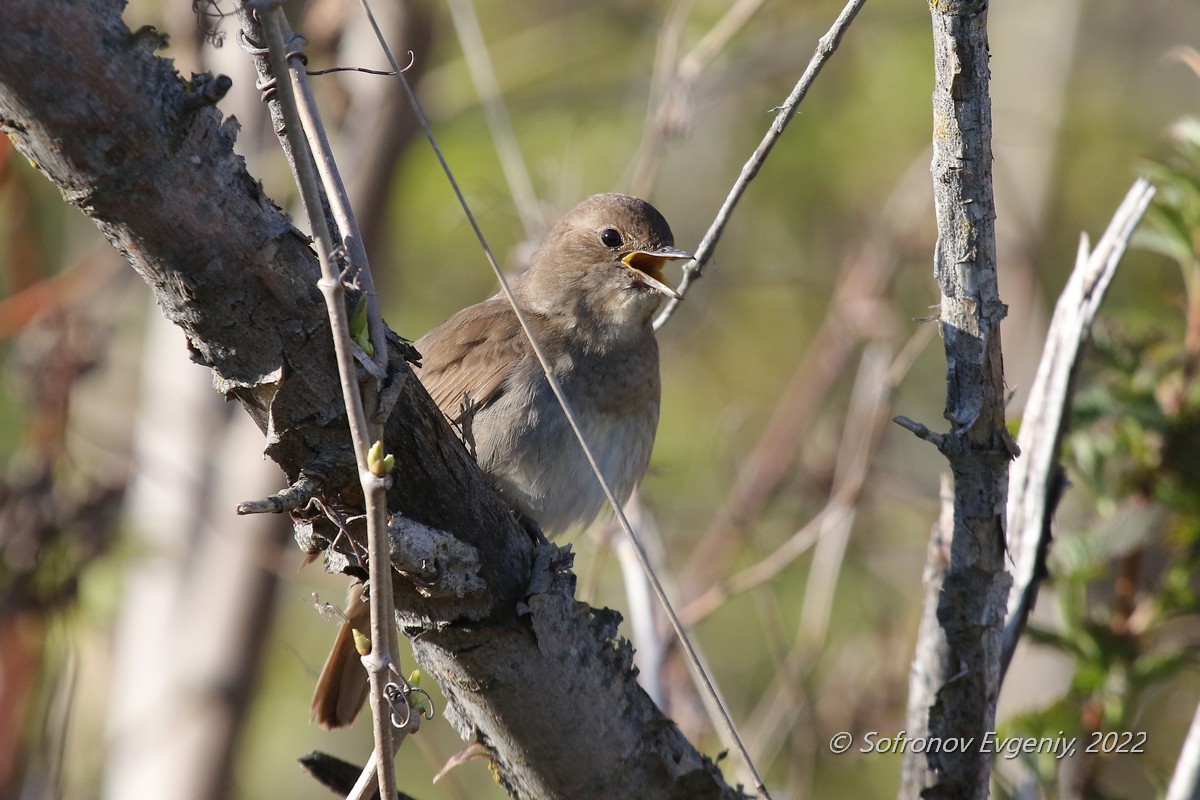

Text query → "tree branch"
[652,0,868,330]
[898,3,1014,798]
[0,1,739,796]
[1000,178,1155,675]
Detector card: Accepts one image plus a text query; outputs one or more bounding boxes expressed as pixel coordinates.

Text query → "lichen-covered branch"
[898,2,1014,798]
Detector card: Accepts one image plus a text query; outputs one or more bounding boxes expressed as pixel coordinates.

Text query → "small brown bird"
[311,193,690,728]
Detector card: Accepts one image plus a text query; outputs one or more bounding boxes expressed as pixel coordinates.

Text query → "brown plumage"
[311,193,689,728]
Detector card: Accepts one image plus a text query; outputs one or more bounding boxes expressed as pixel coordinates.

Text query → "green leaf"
[350,295,374,356]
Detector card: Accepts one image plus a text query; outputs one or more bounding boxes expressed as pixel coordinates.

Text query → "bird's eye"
[599,228,623,248]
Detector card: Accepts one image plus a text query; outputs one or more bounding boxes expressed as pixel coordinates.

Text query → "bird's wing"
[414,297,529,421]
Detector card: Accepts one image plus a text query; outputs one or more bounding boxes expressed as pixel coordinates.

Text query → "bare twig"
[797,343,891,651]
[445,0,542,241]
[612,494,667,705]
[653,0,868,330]
[629,0,766,196]
[1000,178,1155,675]
[282,23,388,380]
[235,11,385,378]
[892,415,945,449]
[681,239,894,592]
[354,0,768,793]
[346,750,379,800]
[684,509,824,627]
[254,6,402,796]
[678,146,930,614]
[684,340,895,626]
[899,474,954,799]
[682,0,765,80]
[237,473,318,515]
[710,331,931,771]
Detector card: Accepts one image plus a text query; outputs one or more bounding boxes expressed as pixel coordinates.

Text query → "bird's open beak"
[622,246,692,300]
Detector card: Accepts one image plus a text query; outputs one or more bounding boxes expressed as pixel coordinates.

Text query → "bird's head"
[521,193,692,329]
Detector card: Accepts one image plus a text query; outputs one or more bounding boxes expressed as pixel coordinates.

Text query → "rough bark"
[0,1,738,797]
[898,2,1014,798]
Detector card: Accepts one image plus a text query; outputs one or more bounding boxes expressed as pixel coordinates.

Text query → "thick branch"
[899,2,1013,798]
[0,2,738,796]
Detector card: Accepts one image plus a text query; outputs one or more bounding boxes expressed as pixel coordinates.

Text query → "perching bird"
[311,193,690,728]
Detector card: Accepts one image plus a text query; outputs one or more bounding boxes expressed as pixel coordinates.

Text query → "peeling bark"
[899,2,1014,798]
[0,2,739,796]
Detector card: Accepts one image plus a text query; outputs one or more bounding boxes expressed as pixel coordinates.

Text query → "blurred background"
[2,0,1200,798]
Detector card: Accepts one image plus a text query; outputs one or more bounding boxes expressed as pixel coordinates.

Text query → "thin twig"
[678,146,930,601]
[1000,177,1155,675]
[680,240,894,592]
[346,750,379,800]
[739,342,914,771]
[627,0,688,198]
[892,415,945,448]
[354,0,769,793]
[629,0,765,196]
[797,343,891,651]
[653,0,868,331]
[283,22,389,381]
[612,494,666,705]
[684,511,825,627]
[445,0,542,241]
[255,7,402,797]
[236,473,318,515]
[682,327,930,627]
[684,0,765,75]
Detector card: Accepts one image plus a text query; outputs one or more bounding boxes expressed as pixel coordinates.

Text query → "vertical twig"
[284,28,389,381]
[895,2,1013,798]
[738,340,900,771]
[236,11,388,380]
[796,343,891,650]
[254,6,402,798]
[680,239,893,592]
[898,475,954,799]
[611,494,667,706]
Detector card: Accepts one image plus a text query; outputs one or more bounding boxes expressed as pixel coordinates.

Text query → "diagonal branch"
[0,2,740,797]
[653,0,868,330]
[1000,178,1155,675]
[445,0,543,241]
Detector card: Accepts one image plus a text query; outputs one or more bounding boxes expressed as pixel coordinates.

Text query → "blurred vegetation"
[3,1,1200,798]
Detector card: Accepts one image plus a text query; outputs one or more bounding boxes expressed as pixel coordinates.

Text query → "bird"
[311,193,691,728]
